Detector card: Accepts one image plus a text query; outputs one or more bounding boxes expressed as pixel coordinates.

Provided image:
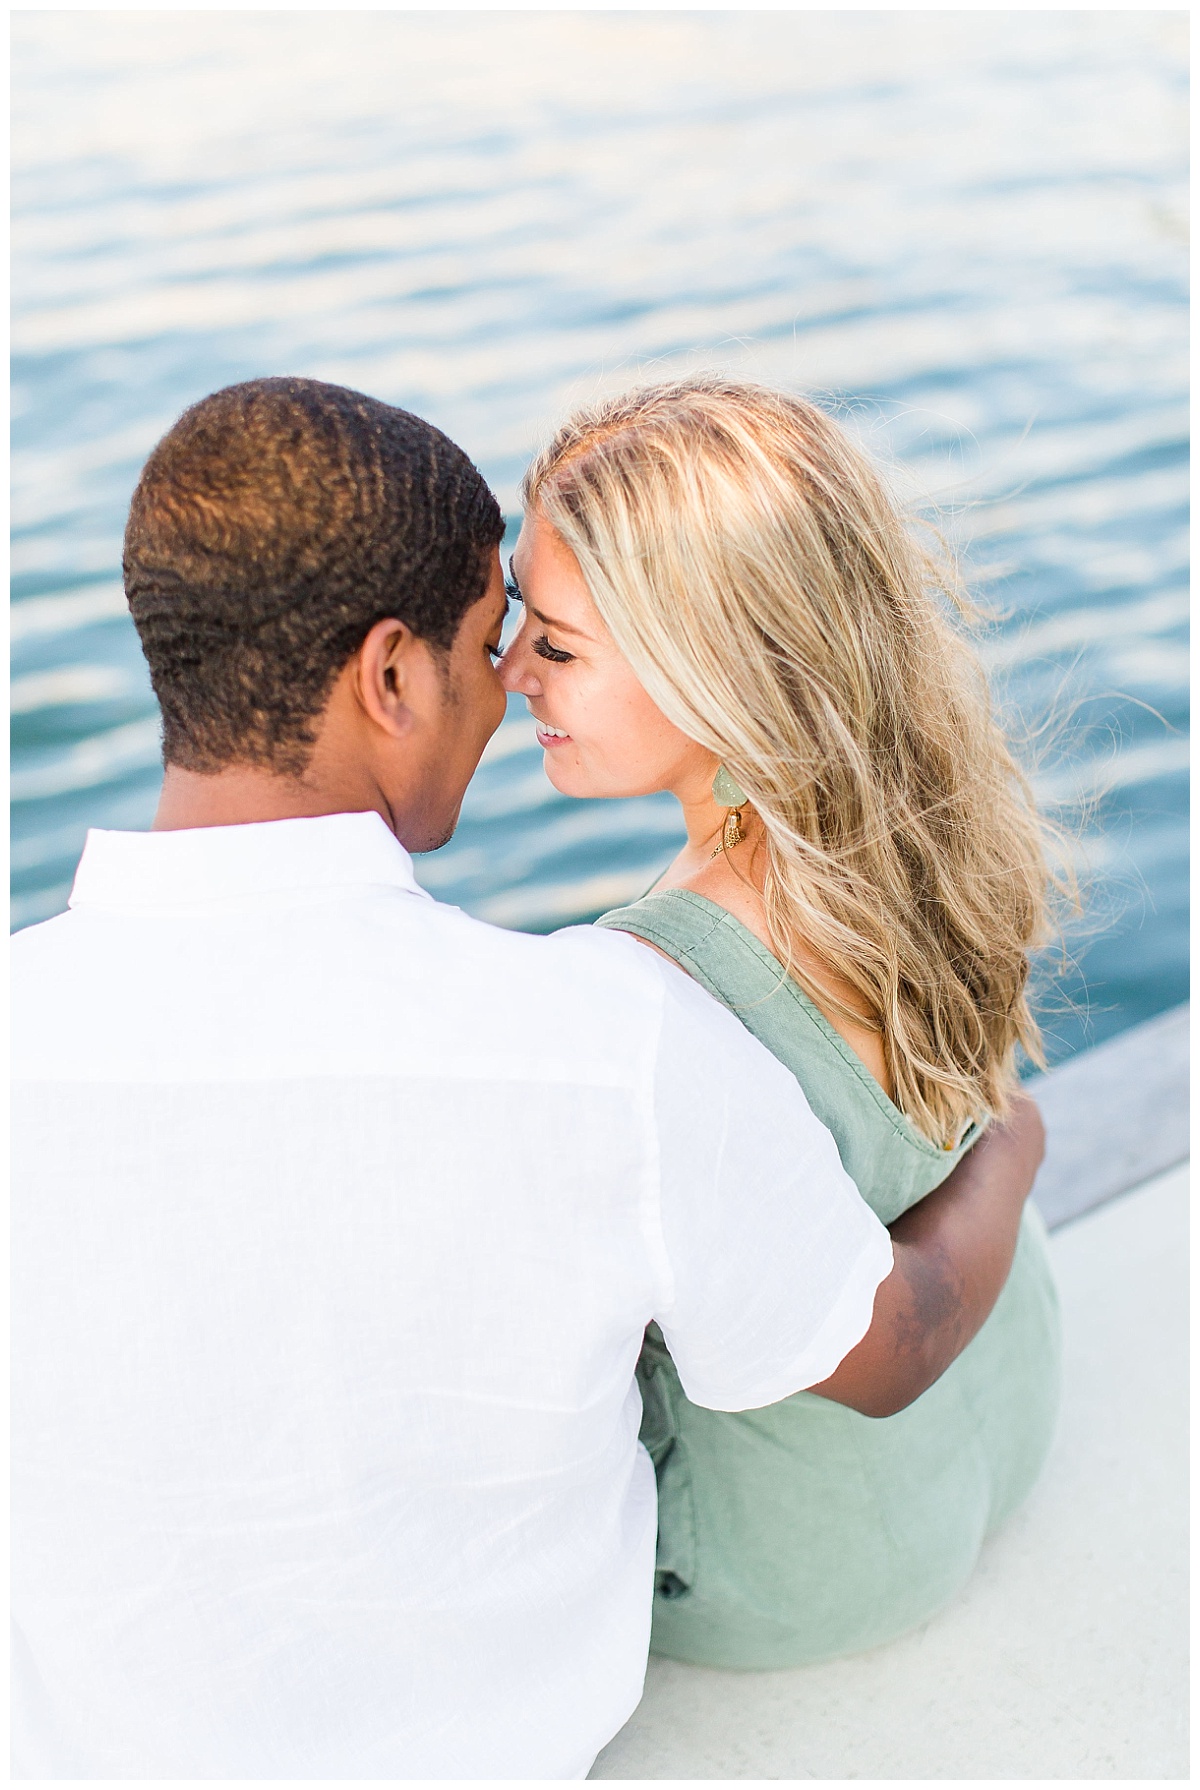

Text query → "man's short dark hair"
[123,377,504,774]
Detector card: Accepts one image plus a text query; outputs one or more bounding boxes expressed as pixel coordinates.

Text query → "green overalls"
[596,889,1061,1669]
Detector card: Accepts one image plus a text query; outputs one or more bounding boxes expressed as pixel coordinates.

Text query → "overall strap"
[593,890,768,1012]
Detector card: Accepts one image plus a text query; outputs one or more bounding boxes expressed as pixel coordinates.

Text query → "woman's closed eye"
[505,570,574,662]
[533,633,574,665]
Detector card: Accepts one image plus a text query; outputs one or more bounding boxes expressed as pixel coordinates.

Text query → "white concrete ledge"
[1029,1003,1189,1230]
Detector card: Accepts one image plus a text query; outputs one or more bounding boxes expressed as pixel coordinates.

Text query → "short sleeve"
[647,951,894,1412]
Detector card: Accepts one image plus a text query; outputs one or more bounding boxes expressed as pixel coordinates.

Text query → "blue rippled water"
[11,12,1188,1061]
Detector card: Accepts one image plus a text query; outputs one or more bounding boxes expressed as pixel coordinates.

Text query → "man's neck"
[152,762,391,833]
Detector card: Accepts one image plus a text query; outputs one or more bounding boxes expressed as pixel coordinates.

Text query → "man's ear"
[355,616,441,739]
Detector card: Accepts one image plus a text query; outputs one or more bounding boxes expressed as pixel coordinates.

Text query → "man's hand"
[808,1091,1046,1418]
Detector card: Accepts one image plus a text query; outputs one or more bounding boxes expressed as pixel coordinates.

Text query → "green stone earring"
[712,764,747,807]
[711,764,748,857]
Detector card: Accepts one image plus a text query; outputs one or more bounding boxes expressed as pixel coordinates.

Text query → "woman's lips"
[534,721,572,748]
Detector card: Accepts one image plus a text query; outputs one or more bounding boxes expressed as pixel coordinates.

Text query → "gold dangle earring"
[710,764,748,858]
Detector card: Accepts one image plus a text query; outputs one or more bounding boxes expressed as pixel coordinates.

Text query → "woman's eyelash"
[504,573,572,661]
[533,634,574,665]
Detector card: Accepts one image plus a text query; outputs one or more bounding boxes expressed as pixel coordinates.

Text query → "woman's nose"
[499,630,540,697]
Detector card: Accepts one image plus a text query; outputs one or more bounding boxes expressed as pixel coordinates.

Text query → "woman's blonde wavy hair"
[523,374,1057,1146]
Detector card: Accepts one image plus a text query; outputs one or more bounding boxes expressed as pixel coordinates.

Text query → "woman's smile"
[530,710,572,747]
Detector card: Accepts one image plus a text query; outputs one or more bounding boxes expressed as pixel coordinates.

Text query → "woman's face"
[500,508,716,801]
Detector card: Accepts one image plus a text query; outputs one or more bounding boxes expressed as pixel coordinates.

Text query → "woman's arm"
[807,1091,1046,1418]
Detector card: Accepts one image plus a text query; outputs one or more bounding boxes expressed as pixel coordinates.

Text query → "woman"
[499,375,1062,1670]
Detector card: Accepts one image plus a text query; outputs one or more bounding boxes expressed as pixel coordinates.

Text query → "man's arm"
[807,1091,1046,1419]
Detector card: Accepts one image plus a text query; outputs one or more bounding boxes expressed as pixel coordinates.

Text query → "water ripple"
[10,11,1188,1059]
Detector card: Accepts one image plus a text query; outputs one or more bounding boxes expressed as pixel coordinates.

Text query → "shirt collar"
[67,811,432,912]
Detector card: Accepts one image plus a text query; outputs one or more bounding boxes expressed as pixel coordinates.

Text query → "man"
[12,378,1043,1778]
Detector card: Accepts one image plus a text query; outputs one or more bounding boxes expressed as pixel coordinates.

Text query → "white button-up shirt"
[12,811,891,1779]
